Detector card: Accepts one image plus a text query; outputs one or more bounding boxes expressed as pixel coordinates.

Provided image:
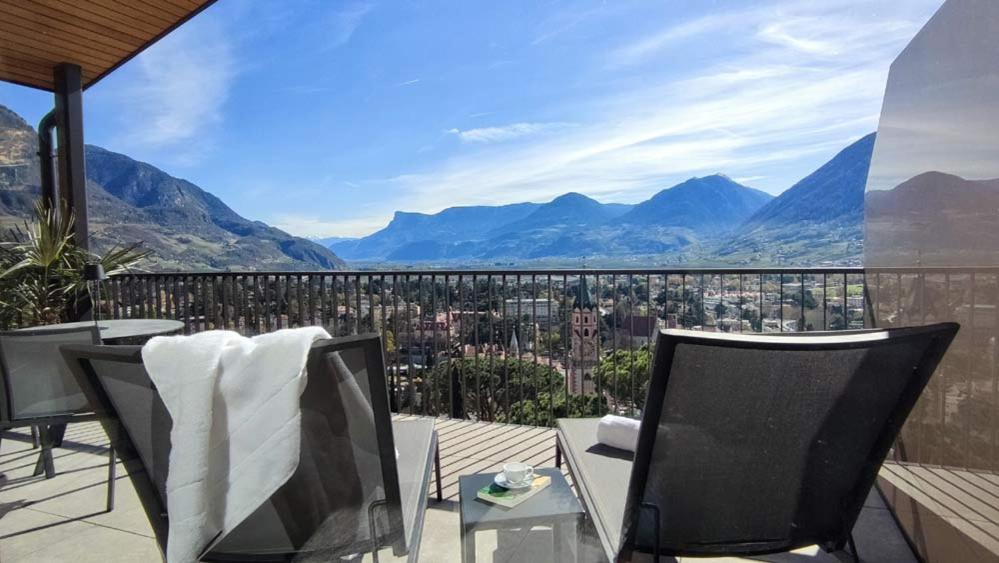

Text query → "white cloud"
[397,78,420,86]
[272,213,389,238]
[447,122,573,144]
[111,18,235,160]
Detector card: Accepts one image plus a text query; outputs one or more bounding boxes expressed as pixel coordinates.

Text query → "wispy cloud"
[385,0,940,217]
[447,122,573,144]
[609,11,745,66]
[531,7,601,46]
[397,78,420,87]
[109,18,235,163]
[327,1,375,49]
[272,213,388,238]
[609,1,932,67]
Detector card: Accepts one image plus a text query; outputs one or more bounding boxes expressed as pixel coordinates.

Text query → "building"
[615,314,661,347]
[569,277,598,396]
[503,298,559,324]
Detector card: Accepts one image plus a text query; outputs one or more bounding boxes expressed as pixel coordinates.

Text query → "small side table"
[459,468,584,563]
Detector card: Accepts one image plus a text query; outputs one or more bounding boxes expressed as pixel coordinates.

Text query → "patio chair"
[555,324,958,562]
[61,333,441,562]
[0,326,115,511]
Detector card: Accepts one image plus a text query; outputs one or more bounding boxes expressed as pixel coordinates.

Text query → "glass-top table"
[16,318,184,343]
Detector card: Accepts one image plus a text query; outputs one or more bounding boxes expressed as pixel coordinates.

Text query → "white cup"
[503,462,534,485]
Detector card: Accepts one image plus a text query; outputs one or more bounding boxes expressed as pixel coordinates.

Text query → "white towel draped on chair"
[142,326,330,563]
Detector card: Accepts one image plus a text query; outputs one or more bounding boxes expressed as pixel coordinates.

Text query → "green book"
[476,475,551,508]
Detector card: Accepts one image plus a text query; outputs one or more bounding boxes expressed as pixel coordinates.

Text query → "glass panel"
[864,1,999,558]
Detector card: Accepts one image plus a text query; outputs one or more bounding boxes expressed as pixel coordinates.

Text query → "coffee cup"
[503,462,534,485]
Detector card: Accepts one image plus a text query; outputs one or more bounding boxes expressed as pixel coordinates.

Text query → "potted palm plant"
[0,203,149,327]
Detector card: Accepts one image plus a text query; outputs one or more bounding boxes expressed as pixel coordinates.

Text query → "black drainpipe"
[37,109,57,211]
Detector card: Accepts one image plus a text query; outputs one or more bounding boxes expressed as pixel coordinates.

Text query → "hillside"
[0,105,344,271]
[715,133,875,265]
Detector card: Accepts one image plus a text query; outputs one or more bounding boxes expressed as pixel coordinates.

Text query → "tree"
[0,203,148,327]
[504,391,606,427]
[714,302,728,320]
[423,357,604,425]
[741,308,762,331]
[592,346,653,411]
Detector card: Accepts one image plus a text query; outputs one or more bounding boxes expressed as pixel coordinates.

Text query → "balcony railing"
[100,265,999,471]
[103,268,868,423]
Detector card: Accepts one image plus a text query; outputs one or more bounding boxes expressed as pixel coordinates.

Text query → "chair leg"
[106,445,117,512]
[555,441,562,468]
[32,426,56,479]
[49,423,67,447]
[434,443,443,502]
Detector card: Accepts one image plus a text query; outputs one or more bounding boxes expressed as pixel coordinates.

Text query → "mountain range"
[332,176,773,262]
[0,105,344,271]
[0,100,877,269]
[331,134,875,266]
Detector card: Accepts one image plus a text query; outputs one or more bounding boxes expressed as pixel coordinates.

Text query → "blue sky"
[0,0,942,238]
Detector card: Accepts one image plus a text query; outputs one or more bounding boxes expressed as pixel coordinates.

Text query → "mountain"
[716,133,876,265]
[0,105,344,271]
[619,174,772,230]
[866,171,999,266]
[331,202,541,260]
[487,192,631,236]
[314,236,357,248]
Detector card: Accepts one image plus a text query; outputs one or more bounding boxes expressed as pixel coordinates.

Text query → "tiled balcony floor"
[1,418,915,562]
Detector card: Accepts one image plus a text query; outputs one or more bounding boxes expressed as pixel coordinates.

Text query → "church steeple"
[575,275,595,311]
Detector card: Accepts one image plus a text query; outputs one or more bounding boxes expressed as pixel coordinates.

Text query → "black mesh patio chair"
[0,326,115,511]
[61,333,442,562]
[556,324,958,562]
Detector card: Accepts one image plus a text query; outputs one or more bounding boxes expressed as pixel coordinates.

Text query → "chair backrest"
[620,323,959,559]
[0,325,101,423]
[60,344,171,549]
[212,333,406,558]
[62,333,404,560]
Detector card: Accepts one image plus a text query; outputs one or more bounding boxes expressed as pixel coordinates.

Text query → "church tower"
[569,276,598,396]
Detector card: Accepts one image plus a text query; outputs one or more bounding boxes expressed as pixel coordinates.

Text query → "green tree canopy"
[592,346,653,412]
[423,357,605,425]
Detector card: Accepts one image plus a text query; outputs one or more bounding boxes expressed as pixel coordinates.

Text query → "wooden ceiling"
[0,0,218,92]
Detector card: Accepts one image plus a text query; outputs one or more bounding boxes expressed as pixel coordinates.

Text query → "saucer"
[494,473,532,490]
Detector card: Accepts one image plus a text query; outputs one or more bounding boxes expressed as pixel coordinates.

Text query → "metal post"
[53,63,88,249]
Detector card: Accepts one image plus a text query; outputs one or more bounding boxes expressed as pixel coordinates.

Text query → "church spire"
[575,275,595,311]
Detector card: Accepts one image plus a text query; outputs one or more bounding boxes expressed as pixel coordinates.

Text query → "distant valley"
[331,133,875,267]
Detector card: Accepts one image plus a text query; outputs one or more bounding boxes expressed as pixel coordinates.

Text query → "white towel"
[142,326,330,563]
[596,414,641,452]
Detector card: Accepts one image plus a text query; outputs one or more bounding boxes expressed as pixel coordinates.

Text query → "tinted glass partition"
[864,0,999,559]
